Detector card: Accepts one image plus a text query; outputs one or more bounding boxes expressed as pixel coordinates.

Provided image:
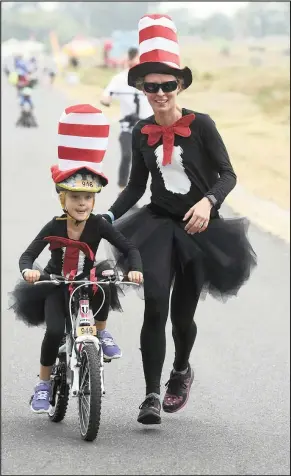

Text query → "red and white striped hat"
[128,14,192,90]
[51,104,109,187]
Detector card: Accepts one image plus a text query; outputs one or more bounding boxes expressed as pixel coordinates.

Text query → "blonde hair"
[135,77,145,91]
[177,78,184,95]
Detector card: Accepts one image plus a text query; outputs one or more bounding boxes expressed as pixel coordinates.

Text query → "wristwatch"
[101,211,115,223]
[205,194,218,208]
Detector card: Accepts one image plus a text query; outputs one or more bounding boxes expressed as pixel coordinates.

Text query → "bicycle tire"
[78,343,102,441]
[48,359,70,423]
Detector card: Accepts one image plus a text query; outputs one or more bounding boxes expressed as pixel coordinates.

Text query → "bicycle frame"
[36,273,138,398]
[67,280,106,398]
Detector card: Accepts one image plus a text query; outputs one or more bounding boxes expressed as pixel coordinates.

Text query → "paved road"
[1,79,290,476]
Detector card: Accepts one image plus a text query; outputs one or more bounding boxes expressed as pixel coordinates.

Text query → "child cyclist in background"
[10,104,143,414]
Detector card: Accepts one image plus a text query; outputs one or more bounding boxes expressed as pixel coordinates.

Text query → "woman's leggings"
[140,262,202,395]
[40,286,109,366]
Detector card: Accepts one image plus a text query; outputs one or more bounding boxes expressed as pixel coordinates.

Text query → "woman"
[103,14,257,425]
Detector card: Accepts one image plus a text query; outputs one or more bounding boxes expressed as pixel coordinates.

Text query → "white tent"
[1,39,45,58]
[1,38,21,57]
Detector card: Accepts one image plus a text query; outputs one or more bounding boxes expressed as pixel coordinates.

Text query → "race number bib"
[75,178,95,189]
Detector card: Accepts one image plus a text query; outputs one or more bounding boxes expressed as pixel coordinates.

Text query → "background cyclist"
[100,47,153,192]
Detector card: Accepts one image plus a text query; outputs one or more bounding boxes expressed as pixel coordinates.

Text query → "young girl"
[10,104,143,414]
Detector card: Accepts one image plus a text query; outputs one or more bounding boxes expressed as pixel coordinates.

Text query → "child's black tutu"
[106,204,257,302]
[9,260,124,327]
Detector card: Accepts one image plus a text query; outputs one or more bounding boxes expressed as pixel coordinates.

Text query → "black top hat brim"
[128,62,192,90]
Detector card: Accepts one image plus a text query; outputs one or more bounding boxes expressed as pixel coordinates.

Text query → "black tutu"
[9,260,124,328]
[106,204,257,302]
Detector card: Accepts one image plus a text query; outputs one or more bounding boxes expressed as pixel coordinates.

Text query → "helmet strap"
[55,191,95,224]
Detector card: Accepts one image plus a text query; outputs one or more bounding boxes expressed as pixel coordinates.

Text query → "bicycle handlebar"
[35,271,140,287]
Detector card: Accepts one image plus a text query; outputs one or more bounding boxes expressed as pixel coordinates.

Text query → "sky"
[39,2,249,18]
[165,2,248,18]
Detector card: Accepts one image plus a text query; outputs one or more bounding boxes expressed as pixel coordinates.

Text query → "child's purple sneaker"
[30,382,52,413]
[98,329,122,360]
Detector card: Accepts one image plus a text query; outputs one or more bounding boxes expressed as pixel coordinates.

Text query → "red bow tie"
[43,236,95,261]
[141,113,195,166]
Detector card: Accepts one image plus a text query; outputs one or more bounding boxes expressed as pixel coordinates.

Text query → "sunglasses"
[143,80,178,94]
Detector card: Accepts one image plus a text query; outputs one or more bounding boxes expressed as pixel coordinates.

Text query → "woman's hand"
[128,271,143,284]
[183,197,212,234]
[23,269,40,283]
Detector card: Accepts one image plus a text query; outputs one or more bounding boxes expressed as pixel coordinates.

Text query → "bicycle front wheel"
[48,358,70,423]
[78,343,102,441]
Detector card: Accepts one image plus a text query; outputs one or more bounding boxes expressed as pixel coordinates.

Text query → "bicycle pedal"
[103,358,112,363]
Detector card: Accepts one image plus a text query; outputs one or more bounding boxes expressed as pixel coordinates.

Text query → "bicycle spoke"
[79,353,91,434]
[78,344,102,441]
[81,396,90,417]
[79,401,87,433]
[80,363,89,390]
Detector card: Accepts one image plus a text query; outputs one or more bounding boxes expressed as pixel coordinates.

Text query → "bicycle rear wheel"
[78,343,102,441]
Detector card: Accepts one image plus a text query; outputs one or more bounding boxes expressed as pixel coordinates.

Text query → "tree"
[200,13,234,40]
[2,1,290,43]
[233,2,290,38]
[58,2,159,37]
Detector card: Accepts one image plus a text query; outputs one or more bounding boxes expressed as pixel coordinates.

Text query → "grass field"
[58,37,290,211]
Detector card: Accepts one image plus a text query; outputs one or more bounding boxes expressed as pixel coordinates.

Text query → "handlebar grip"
[38,273,51,281]
[51,274,66,280]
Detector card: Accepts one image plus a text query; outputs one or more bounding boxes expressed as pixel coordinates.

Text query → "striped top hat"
[128,14,192,90]
[51,104,109,189]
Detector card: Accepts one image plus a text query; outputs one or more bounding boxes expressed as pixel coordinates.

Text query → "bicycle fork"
[69,336,106,397]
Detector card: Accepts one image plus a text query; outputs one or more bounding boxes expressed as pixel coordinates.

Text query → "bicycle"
[16,105,38,128]
[16,89,38,128]
[29,269,139,441]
